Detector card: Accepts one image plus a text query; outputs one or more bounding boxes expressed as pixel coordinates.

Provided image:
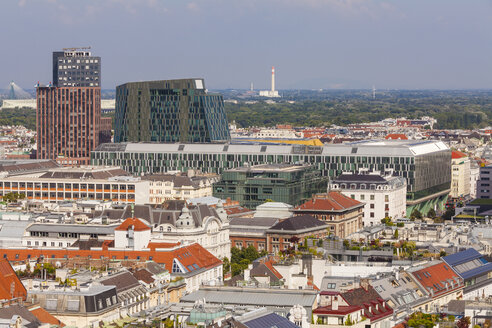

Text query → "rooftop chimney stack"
[271,66,275,92]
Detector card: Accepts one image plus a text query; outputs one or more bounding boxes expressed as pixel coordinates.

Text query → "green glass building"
[114,79,230,143]
[213,164,328,209]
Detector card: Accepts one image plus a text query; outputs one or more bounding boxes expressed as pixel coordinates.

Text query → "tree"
[393,229,399,239]
[442,207,455,221]
[457,317,471,328]
[243,246,259,263]
[427,208,436,218]
[222,257,230,274]
[410,209,423,220]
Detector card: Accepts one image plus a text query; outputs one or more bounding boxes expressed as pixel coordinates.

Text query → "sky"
[2,0,492,90]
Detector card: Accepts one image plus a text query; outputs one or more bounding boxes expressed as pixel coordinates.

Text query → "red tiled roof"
[30,307,65,327]
[147,242,181,250]
[263,260,283,280]
[314,304,362,315]
[115,218,151,232]
[452,150,468,159]
[0,243,222,274]
[296,192,363,212]
[0,259,27,301]
[410,262,463,297]
[385,134,408,140]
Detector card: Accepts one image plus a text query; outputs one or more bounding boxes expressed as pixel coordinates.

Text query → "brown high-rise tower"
[37,48,104,165]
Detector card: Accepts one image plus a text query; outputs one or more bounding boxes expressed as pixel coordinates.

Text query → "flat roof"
[180,287,317,307]
[94,140,450,157]
[26,223,118,234]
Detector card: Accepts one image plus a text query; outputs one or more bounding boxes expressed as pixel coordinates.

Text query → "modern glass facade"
[91,140,451,204]
[213,164,328,208]
[114,79,230,143]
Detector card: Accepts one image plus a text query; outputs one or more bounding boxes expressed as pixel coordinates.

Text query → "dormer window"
[167,226,171,232]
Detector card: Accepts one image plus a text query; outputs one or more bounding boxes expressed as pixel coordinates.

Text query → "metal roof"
[443,248,482,266]
[95,140,449,157]
[26,223,117,234]
[180,288,317,307]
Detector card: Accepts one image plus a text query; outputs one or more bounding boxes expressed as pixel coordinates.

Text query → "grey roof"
[180,287,317,308]
[0,219,33,240]
[28,284,115,296]
[268,215,327,233]
[100,271,141,292]
[26,223,117,234]
[94,140,449,157]
[93,201,220,229]
[229,217,279,228]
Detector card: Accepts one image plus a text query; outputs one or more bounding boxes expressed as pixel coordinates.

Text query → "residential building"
[476,164,492,199]
[442,248,492,300]
[0,242,222,293]
[143,171,219,204]
[131,261,171,307]
[99,270,149,317]
[330,170,406,226]
[113,79,230,143]
[92,140,451,213]
[95,201,231,259]
[407,261,464,313]
[313,280,393,328]
[38,49,102,165]
[370,270,430,321]
[0,165,150,204]
[27,285,119,328]
[293,192,364,239]
[213,164,327,208]
[450,151,471,199]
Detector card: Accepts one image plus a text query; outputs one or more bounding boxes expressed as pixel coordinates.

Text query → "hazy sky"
[2,0,492,90]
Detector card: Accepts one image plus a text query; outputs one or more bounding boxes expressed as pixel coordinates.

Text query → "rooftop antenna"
[372,85,376,100]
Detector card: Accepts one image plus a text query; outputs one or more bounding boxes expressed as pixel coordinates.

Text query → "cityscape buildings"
[92,140,451,214]
[37,48,106,165]
[113,79,230,143]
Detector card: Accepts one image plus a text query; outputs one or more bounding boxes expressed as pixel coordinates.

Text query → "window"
[370,195,375,200]
[385,195,389,202]
[370,204,375,209]
[360,195,365,200]
[370,212,374,218]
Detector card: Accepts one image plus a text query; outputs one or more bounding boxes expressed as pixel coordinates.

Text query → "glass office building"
[213,164,328,208]
[92,140,451,209]
[114,79,230,143]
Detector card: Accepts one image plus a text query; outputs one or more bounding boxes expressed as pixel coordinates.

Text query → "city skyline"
[1,0,492,90]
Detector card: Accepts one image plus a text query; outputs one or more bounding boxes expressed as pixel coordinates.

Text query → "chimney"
[360,278,370,291]
[244,264,253,281]
[271,66,275,92]
[332,296,339,310]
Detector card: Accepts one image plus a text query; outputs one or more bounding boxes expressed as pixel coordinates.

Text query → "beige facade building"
[450,151,471,199]
[144,172,219,204]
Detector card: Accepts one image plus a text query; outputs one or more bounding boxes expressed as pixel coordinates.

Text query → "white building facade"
[450,151,471,199]
[330,170,407,226]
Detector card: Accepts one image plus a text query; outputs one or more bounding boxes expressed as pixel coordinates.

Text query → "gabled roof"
[340,285,393,322]
[0,259,27,300]
[409,262,463,296]
[268,215,326,233]
[30,306,65,327]
[451,150,468,159]
[240,311,300,328]
[115,218,151,232]
[133,268,155,284]
[100,271,141,292]
[295,192,363,212]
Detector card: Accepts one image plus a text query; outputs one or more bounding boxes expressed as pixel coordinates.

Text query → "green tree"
[243,246,260,263]
[393,229,399,239]
[427,208,436,218]
[410,209,423,220]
